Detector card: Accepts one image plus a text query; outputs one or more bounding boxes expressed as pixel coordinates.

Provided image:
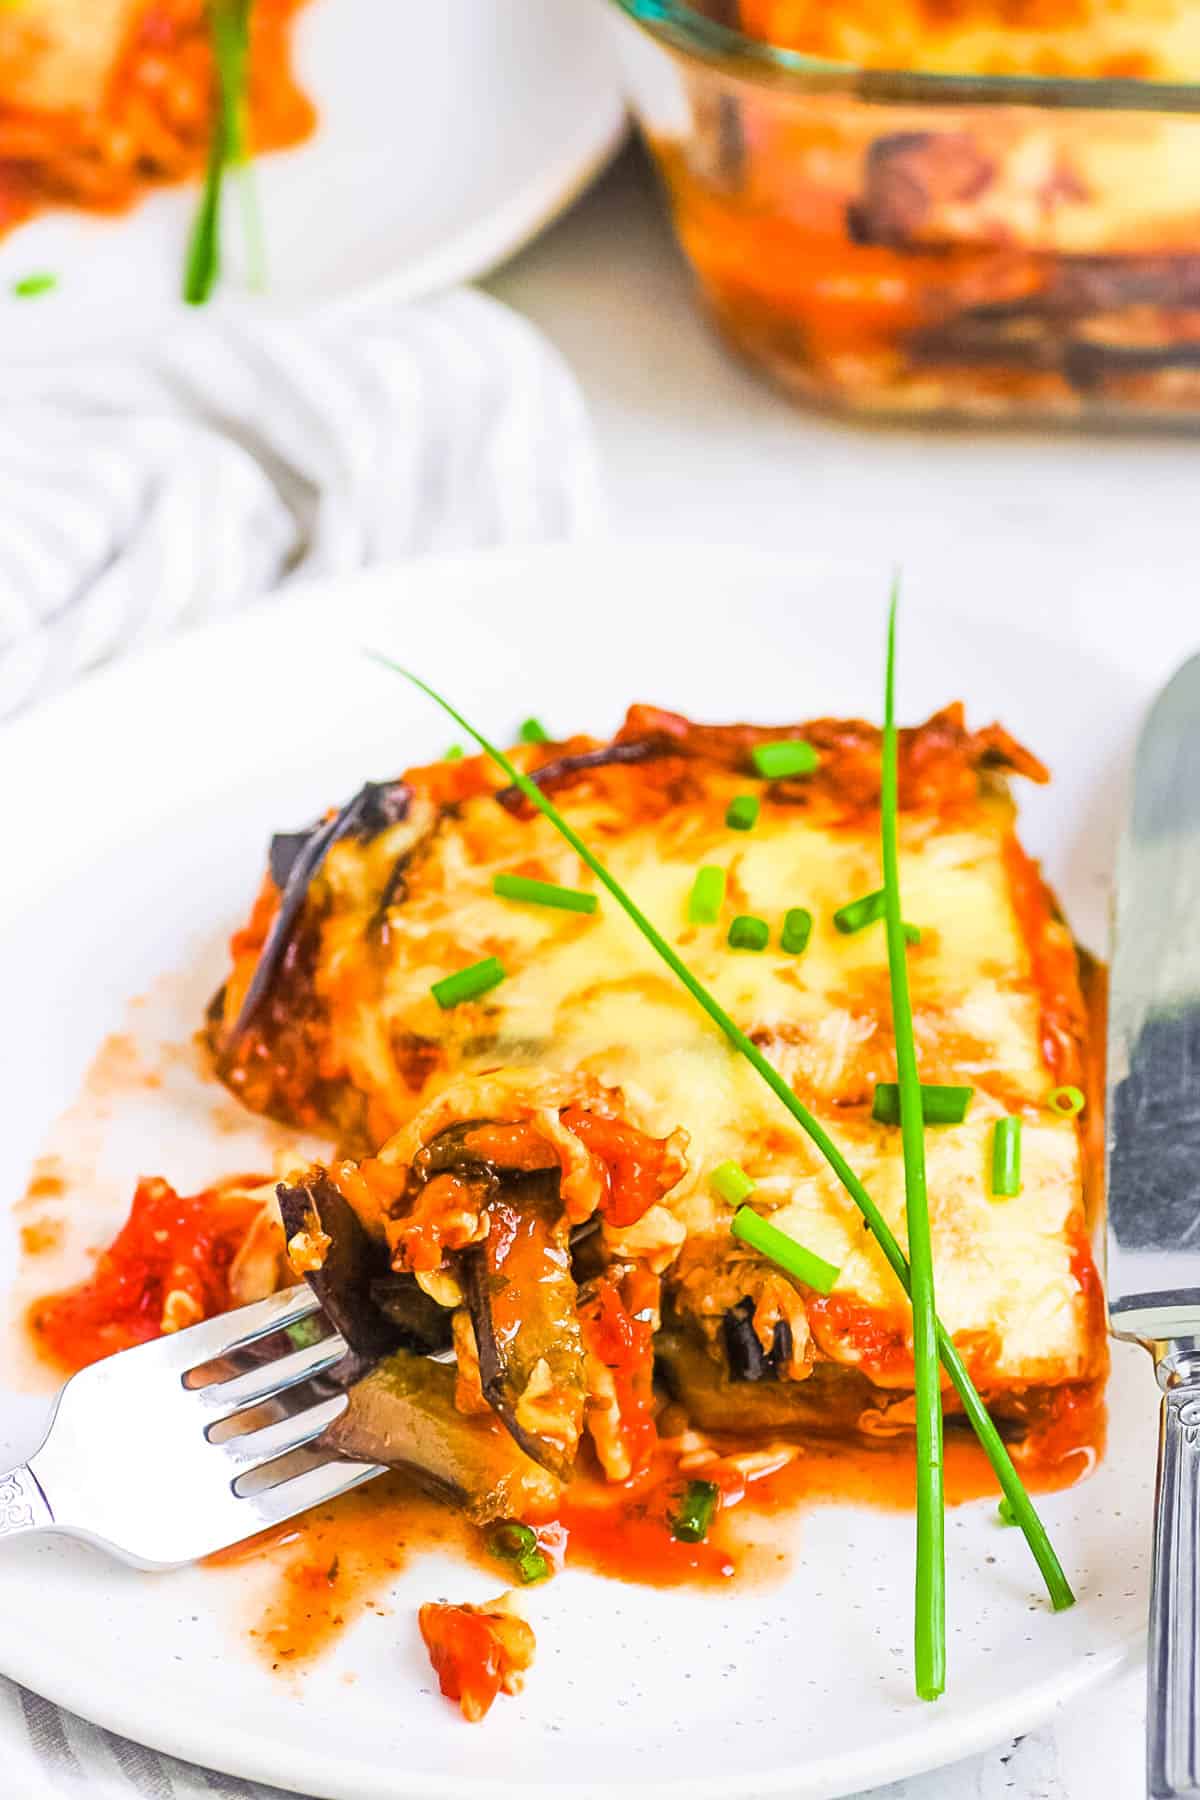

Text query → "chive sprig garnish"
[872,1083,974,1127]
[780,907,813,955]
[184,0,259,305]
[751,739,819,780]
[370,653,1074,1621]
[732,1205,840,1295]
[728,915,768,951]
[688,866,726,924]
[710,1160,755,1206]
[492,873,597,915]
[834,888,921,944]
[879,589,944,1702]
[670,1479,720,1543]
[725,794,760,831]
[1047,1084,1085,1118]
[991,1117,1022,1197]
[430,956,506,1010]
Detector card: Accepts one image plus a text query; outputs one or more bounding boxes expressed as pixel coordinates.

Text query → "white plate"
[0,542,1157,1800]
[0,0,626,352]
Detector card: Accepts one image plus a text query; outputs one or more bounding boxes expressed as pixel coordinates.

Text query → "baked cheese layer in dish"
[209,705,1104,1469]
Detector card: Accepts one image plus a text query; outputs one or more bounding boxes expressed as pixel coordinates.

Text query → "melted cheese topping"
[310,765,1093,1390]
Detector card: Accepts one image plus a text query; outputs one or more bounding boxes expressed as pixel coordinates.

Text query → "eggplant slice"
[277,1174,448,1362]
[319,1350,561,1524]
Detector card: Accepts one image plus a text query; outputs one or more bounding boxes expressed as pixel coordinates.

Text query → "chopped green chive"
[687,865,726,925]
[492,873,597,914]
[833,888,921,943]
[669,1479,719,1543]
[751,739,819,780]
[13,272,56,299]
[516,1548,551,1583]
[731,1206,840,1294]
[997,1496,1017,1526]
[488,1520,550,1582]
[372,653,1075,1620]
[728,914,769,951]
[710,1160,755,1206]
[431,957,506,1010]
[444,744,464,762]
[991,1117,1022,1198]
[519,717,550,744]
[880,585,944,1703]
[872,1082,973,1126]
[1047,1084,1085,1118]
[780,907,813,955]
[285,1315,325,1351]
[726,794,760,832]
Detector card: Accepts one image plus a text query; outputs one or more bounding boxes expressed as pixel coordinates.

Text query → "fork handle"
[0,1465,54,1541]
[1149,1351,1200,1799]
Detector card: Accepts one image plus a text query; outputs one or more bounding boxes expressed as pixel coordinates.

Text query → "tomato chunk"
[418,1598,536,1722]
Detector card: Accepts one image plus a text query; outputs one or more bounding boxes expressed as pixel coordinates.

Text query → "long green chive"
[991,1117,1022,1198]
[710,1160,755,1206]
[751,740,819,780]
[780,907,813,955]
[728,914,768,951]
[184,0,257,305]
[732,1206,840,1295]
[13,272,56,299]
[492,873,597,915]
[1047,1085,1085,1118]
[880,588,944,1703]
[519,717,550,745]
[872,1083,974,1126]
[726,794,760,832]
[430,956,505,1010]
[834,888,921,943]
[370,655,1074,1615]
[688,865,726,925]
[670,1479,719,1543]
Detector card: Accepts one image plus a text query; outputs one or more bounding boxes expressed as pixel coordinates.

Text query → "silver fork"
[0,1286,382,1569]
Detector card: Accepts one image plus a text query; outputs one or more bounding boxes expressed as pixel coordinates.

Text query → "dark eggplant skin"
[276,1174,442,1363]
[225,779,411,1050]
[368,1274,453,1354]
[495,738,664,814]
[722,1299,793,1382]
[319,1350,561,1524]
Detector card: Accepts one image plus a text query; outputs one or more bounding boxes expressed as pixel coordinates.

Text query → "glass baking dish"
[608,0,1200,424]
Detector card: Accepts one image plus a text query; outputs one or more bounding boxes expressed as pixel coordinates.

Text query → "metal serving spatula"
[1108,650,1200,1800]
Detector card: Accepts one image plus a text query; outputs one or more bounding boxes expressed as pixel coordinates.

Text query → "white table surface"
[484,141,1200,1800]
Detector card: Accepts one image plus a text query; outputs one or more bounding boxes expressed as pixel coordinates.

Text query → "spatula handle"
[0,1465,54,1543]
[1149,1350,1200,1798]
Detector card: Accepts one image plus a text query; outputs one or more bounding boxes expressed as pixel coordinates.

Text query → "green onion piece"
[710,1160,755,1206]
[834,888,921,943]
[727,914,769,951]
[285,1315,324,1351]
[997,1496,1017,1527]
[880,586,945,1704]
[183,0,253,305]
[492,873,597,915]
[751,739,819,780]
[444,744,464,762]
[489,1521,538,1560]
[687,865,726,925]
[670,1479,719,1543]
[780,907,813,955]
[13,273,56,299]
[991,1117,1022,1198]
[872,1083,974,1126]
[731,1206,840,1295]
[519,717,550,744]
[370,654,1075,1617]
[431,956,505,1010]
[726,794,760,832]
[1047,1085,1085,1119]
[515,1548,551,1584]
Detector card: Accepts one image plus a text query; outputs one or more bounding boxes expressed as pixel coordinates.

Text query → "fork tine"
[195,1337,349,1419]
[241,1456,382,1527]
[143,1285,322,1376]
[221,1394,348,1467]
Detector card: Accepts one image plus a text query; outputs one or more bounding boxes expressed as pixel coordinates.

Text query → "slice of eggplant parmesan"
[277,1174,449,1362]
[319,1350,561,1524]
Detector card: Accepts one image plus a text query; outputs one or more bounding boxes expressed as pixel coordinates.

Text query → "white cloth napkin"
[0,287,600,718]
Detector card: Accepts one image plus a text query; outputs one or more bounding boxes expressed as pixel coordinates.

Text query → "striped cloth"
[0,287,600,719]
